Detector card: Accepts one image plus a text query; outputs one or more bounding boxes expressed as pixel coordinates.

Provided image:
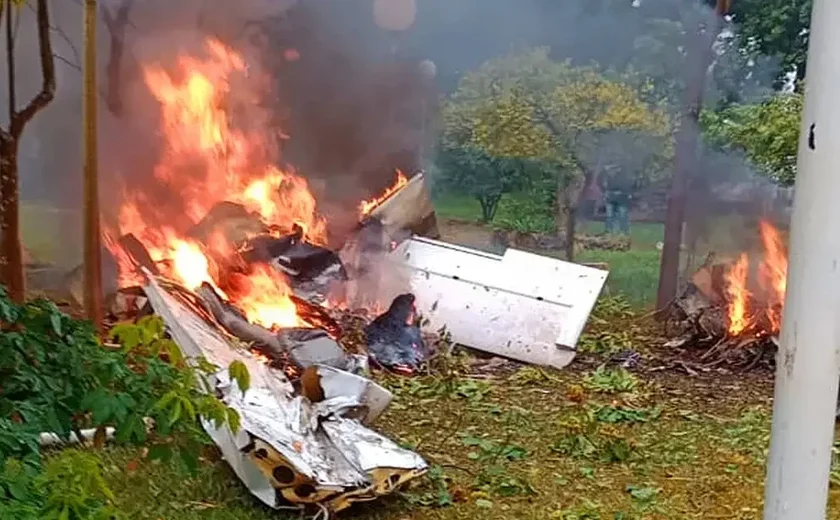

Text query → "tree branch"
[24,0,82,72]
[10,0,55,139]
[54,53,80,71]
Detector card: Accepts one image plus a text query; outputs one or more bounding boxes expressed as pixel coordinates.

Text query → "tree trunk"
[0,0,56,303]
[655,0,726,312]
[478,195,501,223]
[0,139,24,302]
[103,0,134,116]
[558,170,591,263]
[84,0,103,328]
[564,191,576,262]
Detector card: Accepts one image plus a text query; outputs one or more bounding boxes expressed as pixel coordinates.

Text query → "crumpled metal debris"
[142,275,427,515]
[364,294,429,374]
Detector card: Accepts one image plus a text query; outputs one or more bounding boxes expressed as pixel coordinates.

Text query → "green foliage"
[551,411,639,464]
[436,144,541,222]
[1,451,120,520]
[387,375,493,405]
[492,185,556,234]
[439,48,672,230]
[701,93,803,185]
[590,405,661,425]
[404,464,454,508]
[0,289,246,517]
[39,451,121,520]
[729,0,811,87]
[460,432,534,497]
[583,366,640,394]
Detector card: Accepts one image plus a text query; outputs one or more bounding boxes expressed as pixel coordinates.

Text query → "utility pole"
[655,0,728,311]
[762,0,840,518]
[83,0,103,329]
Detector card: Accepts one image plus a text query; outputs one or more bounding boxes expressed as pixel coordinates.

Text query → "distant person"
[600,164,634,236]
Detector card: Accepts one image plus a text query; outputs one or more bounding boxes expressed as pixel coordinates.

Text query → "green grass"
[434,193,664,308]
[96,345,840,519]
[434,193,487,222]
[578,249,661,308]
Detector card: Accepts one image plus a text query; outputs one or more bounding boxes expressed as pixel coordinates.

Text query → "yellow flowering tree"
[441,47,672,260]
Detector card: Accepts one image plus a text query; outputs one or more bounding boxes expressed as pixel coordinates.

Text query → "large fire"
[723,220,789,337]
[104,38,345,329]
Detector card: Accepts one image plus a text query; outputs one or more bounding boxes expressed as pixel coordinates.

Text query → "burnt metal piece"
[364,294,428,372]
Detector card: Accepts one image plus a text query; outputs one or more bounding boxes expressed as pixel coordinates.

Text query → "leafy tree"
[701,92,802,185]
[440,68,556,223]
[540,67,670,259]
[0,0,56,302]
[728,0,811,88]
[442,48,671,260]
[436,145,539,222]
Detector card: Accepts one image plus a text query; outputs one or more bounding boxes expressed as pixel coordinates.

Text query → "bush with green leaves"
[0,287,248,519]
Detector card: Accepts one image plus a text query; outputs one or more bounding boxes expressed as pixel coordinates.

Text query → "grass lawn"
[434,193,664,308]
[35,193,827,519]
[94,301,840,519]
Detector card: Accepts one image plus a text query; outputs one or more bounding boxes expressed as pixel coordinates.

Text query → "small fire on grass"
[668,220,789,369]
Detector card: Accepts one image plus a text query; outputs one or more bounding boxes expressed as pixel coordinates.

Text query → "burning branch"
[667,220,790,369]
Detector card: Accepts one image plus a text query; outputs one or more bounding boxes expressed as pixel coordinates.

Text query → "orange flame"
[726,253,750,336]
[722,220,789,337]
[105,38,327,328]
[230,265,302,330]
[758,221,787,298]
[359,170,409,217]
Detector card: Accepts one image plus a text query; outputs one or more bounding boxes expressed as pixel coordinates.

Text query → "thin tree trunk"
[84,0,103,328]
[0,140,24,301]
[564,191,576,262]
[0,0,55,303]
[655,0,726,312]
[0,0,22,301]
[560,170,591,263]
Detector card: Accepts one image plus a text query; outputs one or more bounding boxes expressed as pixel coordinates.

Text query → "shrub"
[0,286,246,518]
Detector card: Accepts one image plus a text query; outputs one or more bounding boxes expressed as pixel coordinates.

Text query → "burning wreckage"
[106,172,436,515]
[106,170,607,514]
[91,38,608,515]
[665,220,788,370]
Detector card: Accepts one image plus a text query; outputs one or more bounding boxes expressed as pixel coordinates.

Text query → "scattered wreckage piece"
[388,237,608,369]
[364,293,429,375]
[142,274,428,514]
[366,172,439,240]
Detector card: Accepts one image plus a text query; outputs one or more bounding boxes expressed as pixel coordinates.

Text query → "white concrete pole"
[763,0,840,518]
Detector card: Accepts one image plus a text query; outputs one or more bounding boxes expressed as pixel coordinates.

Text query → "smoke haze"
[0,0,787,268]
